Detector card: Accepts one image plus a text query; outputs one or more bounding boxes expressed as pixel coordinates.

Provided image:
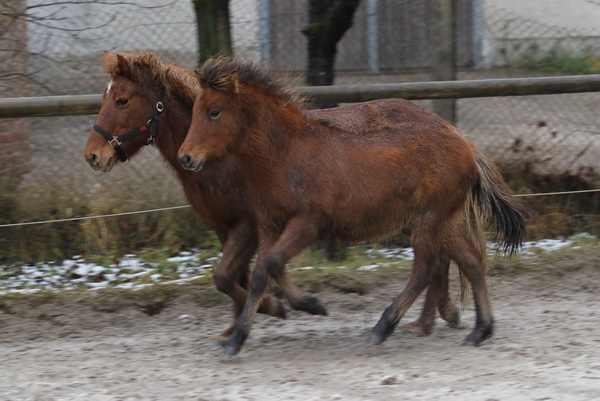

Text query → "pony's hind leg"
[437,278,462,329]
[368,234,442,345]
[436,256,462,329]
[276,272,328,316]
[447,231,495,346]
[399,254,460,336]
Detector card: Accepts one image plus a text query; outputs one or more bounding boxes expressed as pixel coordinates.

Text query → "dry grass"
[0,177,214,264]
[500,164,600,239]
[1,163,598,264]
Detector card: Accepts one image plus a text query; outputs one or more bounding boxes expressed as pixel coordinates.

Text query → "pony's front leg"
[212,222,286,344]
[222,216,319,357]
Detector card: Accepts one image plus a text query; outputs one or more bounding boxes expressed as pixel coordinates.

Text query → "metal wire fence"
[1,0,600,260]
[4,0,598,179]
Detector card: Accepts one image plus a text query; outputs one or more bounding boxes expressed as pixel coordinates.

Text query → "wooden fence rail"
[2,75,600,119]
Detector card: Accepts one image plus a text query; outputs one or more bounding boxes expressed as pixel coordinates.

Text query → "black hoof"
[293,296,328,316]
[367,319,396,345]
[275,300,287,319]
[222,345,240,357]
[462,323,494,346]
[221,338,242,357]
[443,307,462,329]
[366,332,385,346]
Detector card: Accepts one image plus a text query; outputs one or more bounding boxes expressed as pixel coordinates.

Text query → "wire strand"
[514,188,600,197]
[0,205,191,228]
[1,188,599,228]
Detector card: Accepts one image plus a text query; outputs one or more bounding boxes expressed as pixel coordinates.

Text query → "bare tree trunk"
[303,0,361,259]
[192,0,233,67]
[0,0,30,180]
[302,0,361,108]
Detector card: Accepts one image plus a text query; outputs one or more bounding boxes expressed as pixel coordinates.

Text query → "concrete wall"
[481,0,600,68]
[489,0,600,34]
[20,0,600,87]
[26,0,260,67]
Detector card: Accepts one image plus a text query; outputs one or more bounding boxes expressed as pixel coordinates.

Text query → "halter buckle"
[156,101,164,112]
[108,136,122,148]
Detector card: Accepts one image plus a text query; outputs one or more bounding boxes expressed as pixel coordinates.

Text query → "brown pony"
[178,57,526,356]
[84,51,464,341]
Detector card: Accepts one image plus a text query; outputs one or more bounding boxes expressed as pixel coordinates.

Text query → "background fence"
[4,0,599,177]
[1,0,600,261]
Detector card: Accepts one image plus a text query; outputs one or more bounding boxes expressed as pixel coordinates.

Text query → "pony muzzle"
[178,153,204,172]
[84,151,116,173]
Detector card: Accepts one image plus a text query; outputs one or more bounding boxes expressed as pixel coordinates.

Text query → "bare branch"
[25,1,177,11]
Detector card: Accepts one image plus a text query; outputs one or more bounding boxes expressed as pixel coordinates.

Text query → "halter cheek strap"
[92,88,165,162]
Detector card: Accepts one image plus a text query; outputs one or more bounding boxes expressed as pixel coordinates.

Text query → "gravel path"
[1,258,599,400]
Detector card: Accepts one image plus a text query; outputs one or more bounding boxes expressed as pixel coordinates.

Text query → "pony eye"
[116,98,129,107]
[208,108,221,119]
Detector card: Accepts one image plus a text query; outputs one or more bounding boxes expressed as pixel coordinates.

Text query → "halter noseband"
[92,88,165,162]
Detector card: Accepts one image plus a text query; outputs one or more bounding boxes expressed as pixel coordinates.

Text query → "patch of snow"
[0,235,596,295]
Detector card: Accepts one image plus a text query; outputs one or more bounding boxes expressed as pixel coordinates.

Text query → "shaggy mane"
[102,51,200,106]
[198,56,305,109]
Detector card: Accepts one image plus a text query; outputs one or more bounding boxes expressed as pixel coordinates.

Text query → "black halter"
[92,88,165,162]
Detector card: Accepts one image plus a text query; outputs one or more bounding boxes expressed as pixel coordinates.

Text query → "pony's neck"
[244,95,310,157]
[154,91,193,170]
[150,96,192,175]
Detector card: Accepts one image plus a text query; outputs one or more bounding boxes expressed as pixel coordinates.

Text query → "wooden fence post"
[0,0,30,181]
[431,0,456,123]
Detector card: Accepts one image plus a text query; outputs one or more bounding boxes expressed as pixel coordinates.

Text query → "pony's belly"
[324,211,409,243]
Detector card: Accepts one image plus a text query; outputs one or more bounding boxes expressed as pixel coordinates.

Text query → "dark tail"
[474,151,528,255]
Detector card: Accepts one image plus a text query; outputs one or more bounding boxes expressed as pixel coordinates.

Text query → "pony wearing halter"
[85,52,474,343]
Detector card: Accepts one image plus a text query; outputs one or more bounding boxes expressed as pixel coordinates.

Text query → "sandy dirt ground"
[1,263,599,401]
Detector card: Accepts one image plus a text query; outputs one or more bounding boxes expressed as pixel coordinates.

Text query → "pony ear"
[194,69,208,88]
[101,50,117,74]
[228,71,240,94]
[116,53,132,77]
[194,68,239,93]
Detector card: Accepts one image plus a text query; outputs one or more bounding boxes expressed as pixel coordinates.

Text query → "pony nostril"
[88,153,99,166]
[178,154,194,168]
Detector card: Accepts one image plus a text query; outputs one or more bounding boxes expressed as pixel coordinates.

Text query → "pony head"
[84,51,198,172]
[178,56,302,171]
